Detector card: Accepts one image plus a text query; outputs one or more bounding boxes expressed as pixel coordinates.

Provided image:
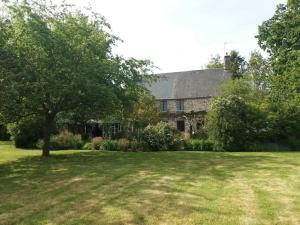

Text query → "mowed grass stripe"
[1,142,300,225]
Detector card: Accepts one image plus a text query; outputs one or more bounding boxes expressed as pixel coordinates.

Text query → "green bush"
[141,122,176,151]
[190,139,213,151]
[51,131,83,150]
[266,106,300,145]
[0,125,10,141]
[7,117,44,149]
[83,142,93,150]
[287,137,300,150]
[37,130,83,150]
[249,142,291,152]
[207,95,265,151]
[101,140,118,151]
[129,139,145,152]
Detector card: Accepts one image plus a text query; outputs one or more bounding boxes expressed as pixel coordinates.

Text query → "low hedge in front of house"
[189,139,213,151]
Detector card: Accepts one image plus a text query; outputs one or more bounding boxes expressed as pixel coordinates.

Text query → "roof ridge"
[155,68,224,75]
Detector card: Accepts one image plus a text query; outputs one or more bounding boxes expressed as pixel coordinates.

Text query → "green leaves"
[206,54,224,69]
[229,50,247,79]
[0,0,154,155]
[247,51,272,89]
[256,3,300,75]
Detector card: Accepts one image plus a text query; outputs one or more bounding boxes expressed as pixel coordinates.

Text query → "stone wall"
[156,97,211,133]
[157,97,211,113]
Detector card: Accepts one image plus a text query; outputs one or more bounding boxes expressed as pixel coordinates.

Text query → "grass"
[1,142,300,225]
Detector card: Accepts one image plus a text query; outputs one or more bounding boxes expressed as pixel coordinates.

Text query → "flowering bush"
[37,130,83,150]
[141,122,176,151]
[91,137,103,150]
[117,138,130,151]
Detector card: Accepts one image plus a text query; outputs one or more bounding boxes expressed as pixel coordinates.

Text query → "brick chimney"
[224,53,231,70]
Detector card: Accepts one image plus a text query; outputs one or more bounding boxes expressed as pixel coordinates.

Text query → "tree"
[256,0,300,144]
[207,78,268,151]
[206,54,224,69]
[128,93,161,129]
[0,1,154,156]
[247,51,272,89]
[229,50,247,79]
[141,122,176,151]
[256,2,300,74]
[288,0,300,9]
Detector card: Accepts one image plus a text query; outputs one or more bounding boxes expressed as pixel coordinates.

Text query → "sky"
[4,0,287,72]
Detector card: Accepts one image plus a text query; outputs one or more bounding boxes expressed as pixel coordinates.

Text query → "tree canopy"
[0,0,154,156]
[206,54,224,69]
[256,2,300,74]
[247,51,272,89]
[229,50,247,79]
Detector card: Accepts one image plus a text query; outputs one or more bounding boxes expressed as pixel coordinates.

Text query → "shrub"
[101,140,118,151]
[117,138,130,151]
[190,139,213,151]
[249,142,291,152]
[7,117,44,149]
[37,130,83,150]
[0,125,10,141]
[207,95,265,151]
[287,137,300,150]
[181,132,191,150]
[91,137,103,150]
[141,122,176,151]
[36,139,44,149]
[83,142,93,150]
[129,139,145,152]
[51,131,83,150]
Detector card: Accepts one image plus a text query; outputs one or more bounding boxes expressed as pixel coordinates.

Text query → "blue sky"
[33,0,289,72]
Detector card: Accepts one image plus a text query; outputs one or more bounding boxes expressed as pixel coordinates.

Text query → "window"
[196,120,204,130]
[112,123,121,136]
[160,100,168,112]
[177,120,185,132]
[176,99,184,112]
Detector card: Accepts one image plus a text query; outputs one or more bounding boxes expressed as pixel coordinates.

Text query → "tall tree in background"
[256,2,300,74]
[229,50,247,79]
[0,1,154,156]
[256,0,300,142]
[247,51,272,89]
[206,54,224,69]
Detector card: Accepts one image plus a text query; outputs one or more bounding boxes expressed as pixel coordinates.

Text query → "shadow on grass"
[0,150,297,224]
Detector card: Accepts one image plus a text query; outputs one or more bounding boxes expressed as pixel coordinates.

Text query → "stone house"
[148,58,231,134]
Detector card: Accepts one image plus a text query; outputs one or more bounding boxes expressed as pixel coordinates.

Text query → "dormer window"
[176,99,184,112]
[160,100,168,112]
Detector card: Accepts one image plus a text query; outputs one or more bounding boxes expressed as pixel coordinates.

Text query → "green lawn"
[1,142,300,225]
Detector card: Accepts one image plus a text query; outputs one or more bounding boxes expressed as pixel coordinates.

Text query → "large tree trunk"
[42,113,55,157]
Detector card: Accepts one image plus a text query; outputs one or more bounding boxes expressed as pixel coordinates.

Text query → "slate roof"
[148,68,231,100]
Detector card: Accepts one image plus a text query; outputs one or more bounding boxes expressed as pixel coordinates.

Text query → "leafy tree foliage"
[256,0,300,145]
[229,50,247,79]
[288,0,300,8]
[128,93,161,129]
[256,2,300,74]
[7,116,44,149]
[207,95,261,151]
[141,122,176,151]
[208,79,267,151]
[266,72,300,143]
[206,54,224,69]
[0,1,153,156]
[247,51,272,89]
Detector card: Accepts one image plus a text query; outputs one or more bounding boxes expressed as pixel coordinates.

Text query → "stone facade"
[148,67,231,134]
[157,97,211,133]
